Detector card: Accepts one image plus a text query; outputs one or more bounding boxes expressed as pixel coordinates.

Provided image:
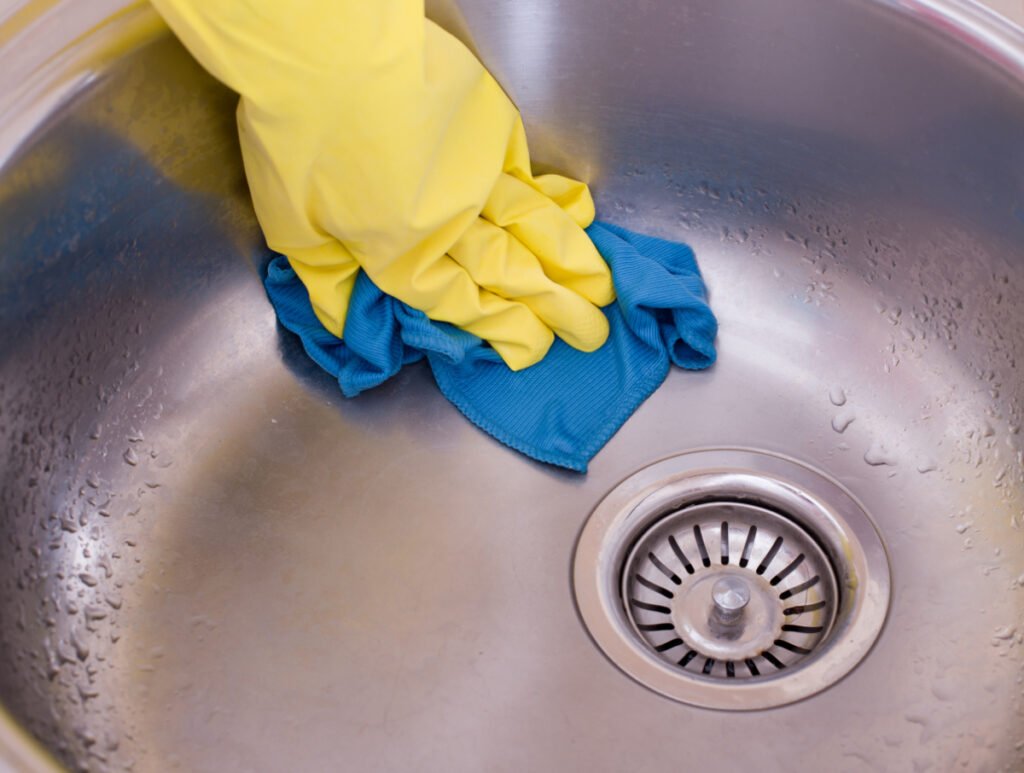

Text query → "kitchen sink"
[0,0,1022,770]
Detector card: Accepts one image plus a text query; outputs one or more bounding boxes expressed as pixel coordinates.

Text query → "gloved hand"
[150,0,615,370]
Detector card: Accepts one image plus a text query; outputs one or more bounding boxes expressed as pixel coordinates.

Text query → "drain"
[625,501,837,678]
[573,449,890,710]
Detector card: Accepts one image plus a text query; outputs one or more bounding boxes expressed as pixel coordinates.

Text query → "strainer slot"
[739,525,757,568]
[636,575,673,599]
[761,651,785,670]
[770,554,805,586]
[668,535,694,574]
[649,553,682,585]
[775,639,813,655]
[755,536,783,575]
[693,524,711,567]
[783,623,824,634]
[783,601,824,615]
[779,576,819,600]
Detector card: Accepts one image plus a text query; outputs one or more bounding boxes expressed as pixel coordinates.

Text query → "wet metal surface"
[0,0,1023,770]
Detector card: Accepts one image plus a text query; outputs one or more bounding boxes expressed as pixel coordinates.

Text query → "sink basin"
[1,0,1022,770]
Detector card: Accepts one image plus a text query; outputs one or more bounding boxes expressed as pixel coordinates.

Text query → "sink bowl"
[1,0,1022,770]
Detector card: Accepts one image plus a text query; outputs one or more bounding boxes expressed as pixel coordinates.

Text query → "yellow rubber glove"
[149,0,615,370]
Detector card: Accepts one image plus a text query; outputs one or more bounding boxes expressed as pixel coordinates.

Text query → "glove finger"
[361,243,554,371]
[481,173,615,307]
[449,217,610,353]
[528,173,596,228]
[286,242,362,338]
[501,117,596,227]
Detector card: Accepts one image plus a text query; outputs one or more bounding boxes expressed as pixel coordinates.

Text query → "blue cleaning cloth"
[264,221,717,472]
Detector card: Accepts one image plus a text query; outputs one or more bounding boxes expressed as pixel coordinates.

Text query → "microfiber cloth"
[264,221,718,472]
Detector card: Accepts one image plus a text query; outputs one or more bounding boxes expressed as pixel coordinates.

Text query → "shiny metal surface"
[0,0,1023,769]
[712,575,751,617]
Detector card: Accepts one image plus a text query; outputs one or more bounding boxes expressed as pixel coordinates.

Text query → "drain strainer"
[624,501,838,677]
[573,449,890,710]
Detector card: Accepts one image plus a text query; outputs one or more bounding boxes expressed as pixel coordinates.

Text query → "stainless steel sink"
[1,0,1023,770]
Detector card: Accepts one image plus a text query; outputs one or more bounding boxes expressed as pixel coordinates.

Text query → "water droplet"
[97,555,113,579]
[123,447,139,466]
[916,458,938,474]
[904,713,929,729]
[78,572,98,587]
[864,442,897,467]
[832,410,856,433]
[56,642,77,665]
[70,628,89,660]
[829,385,847,407]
